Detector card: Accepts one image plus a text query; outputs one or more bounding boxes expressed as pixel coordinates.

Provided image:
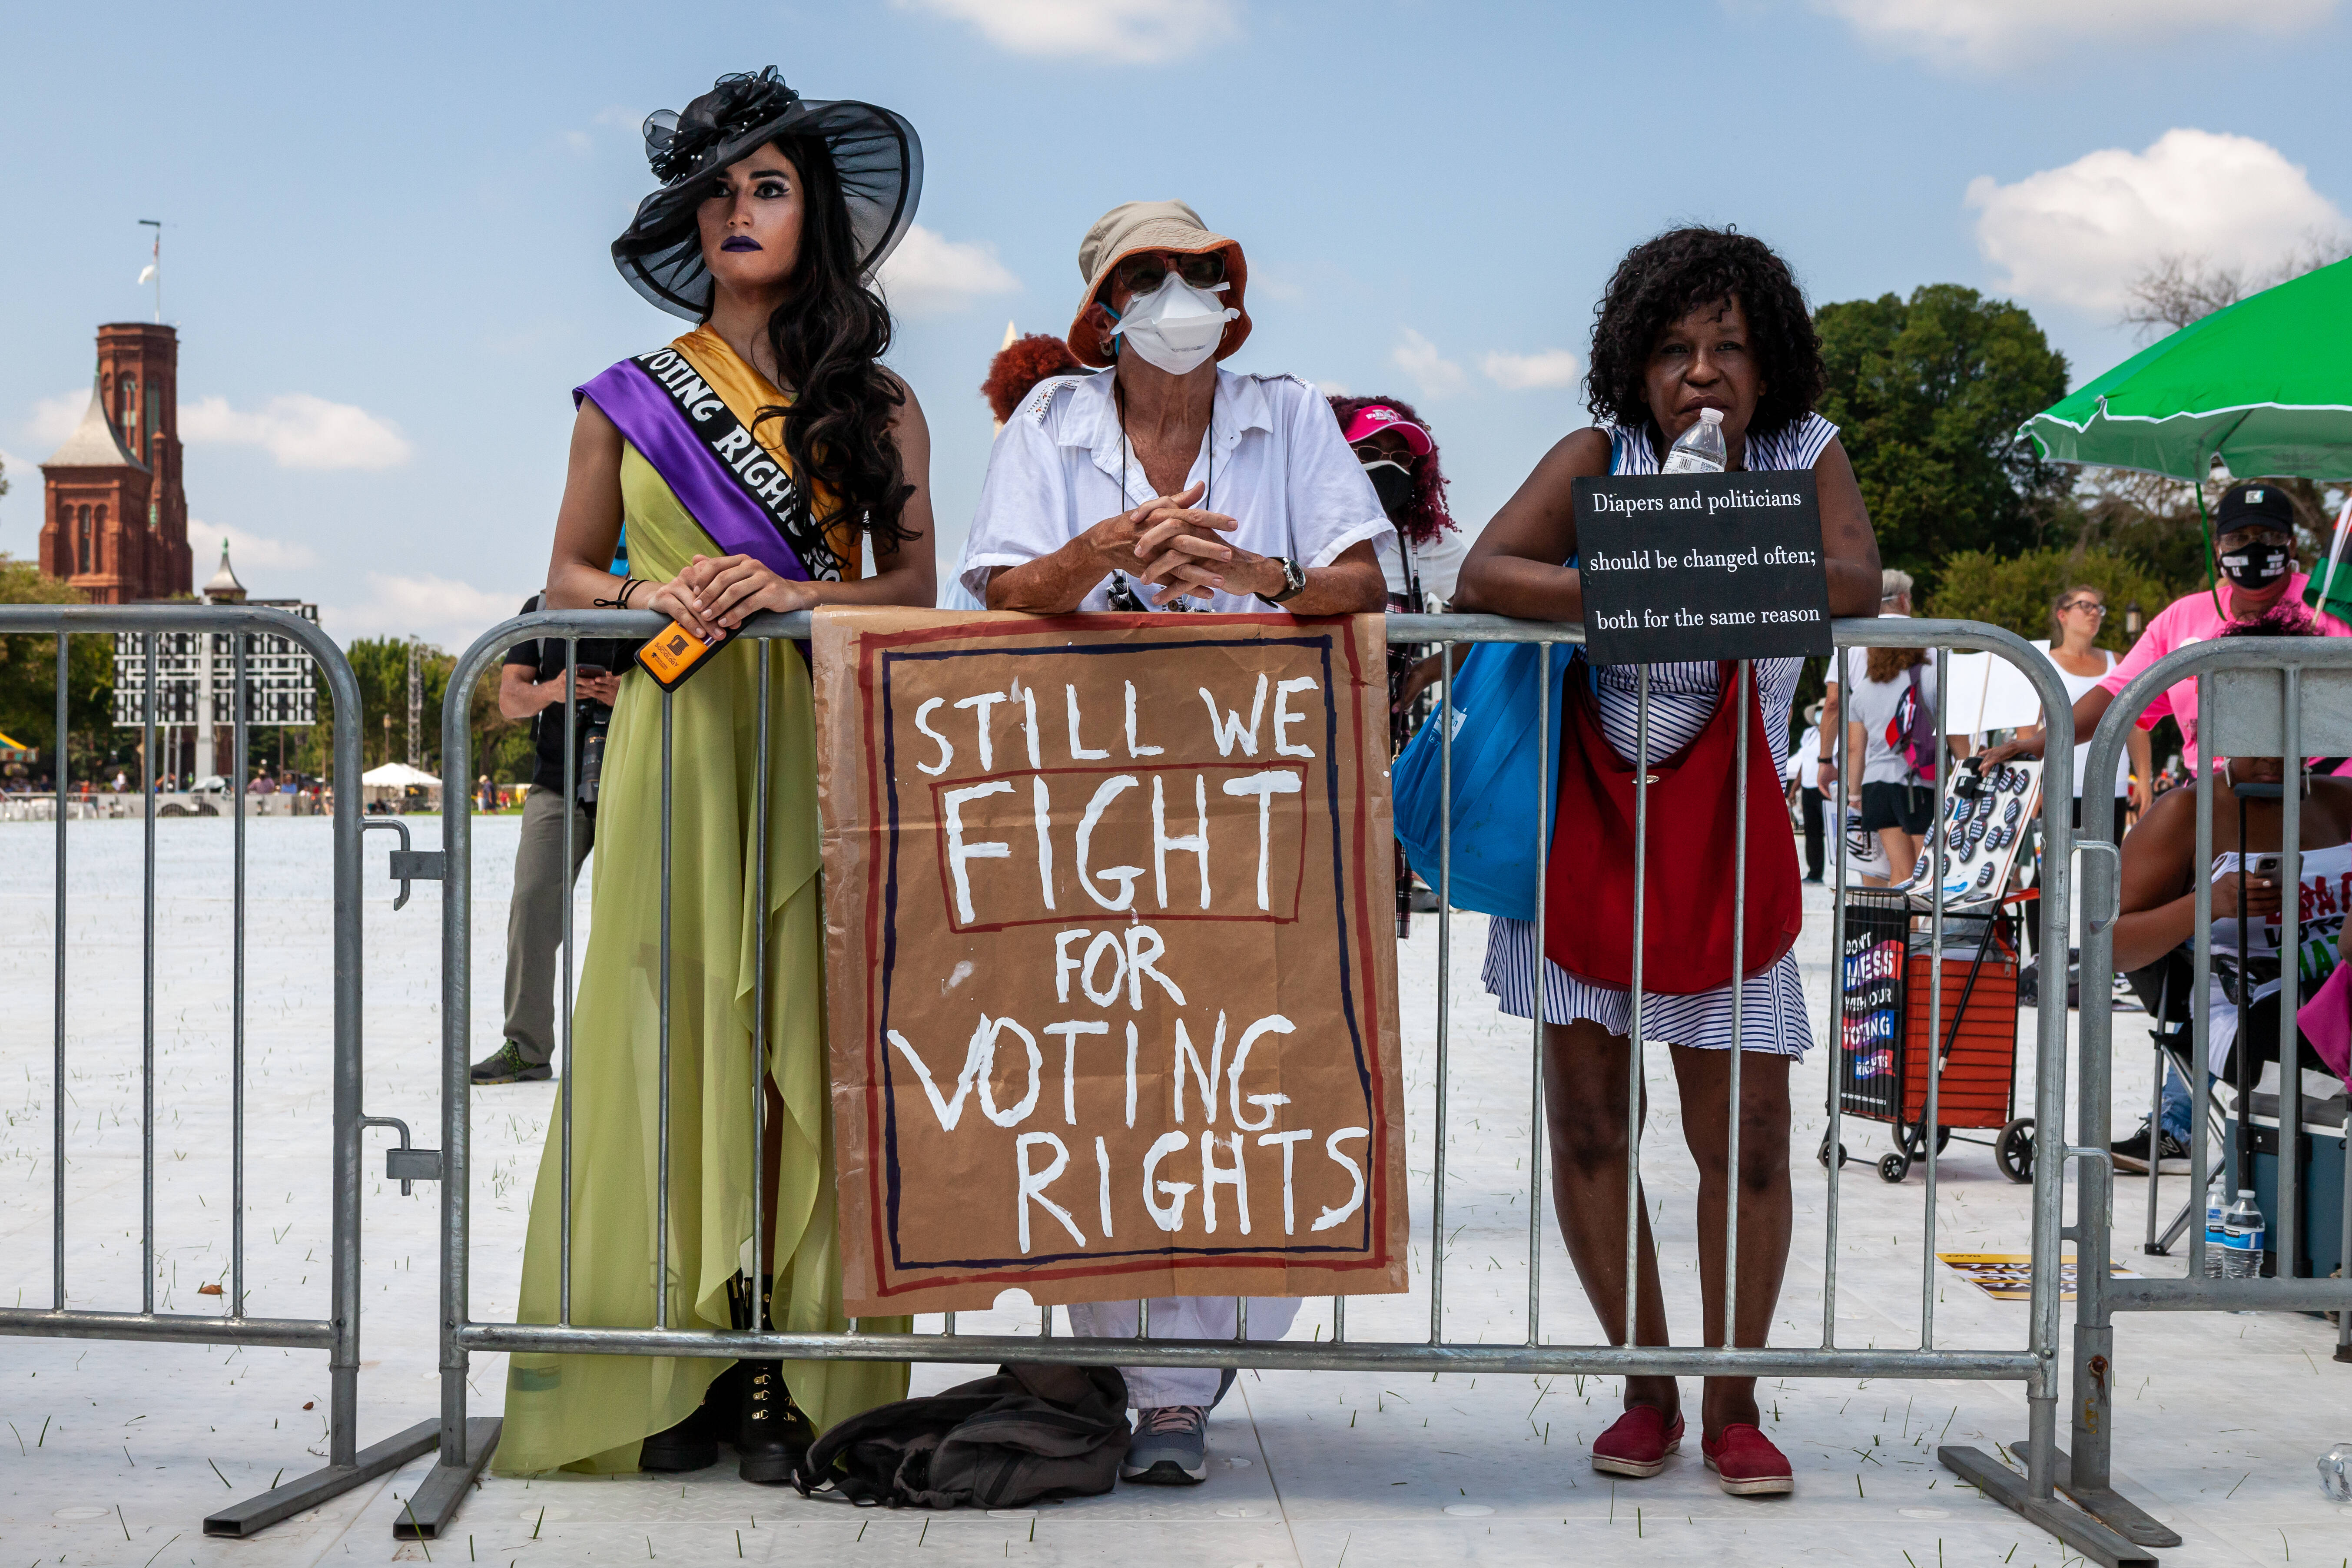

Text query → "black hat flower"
[611,66,923,320]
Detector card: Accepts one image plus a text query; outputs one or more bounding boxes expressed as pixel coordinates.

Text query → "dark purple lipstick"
[720,236,762,252]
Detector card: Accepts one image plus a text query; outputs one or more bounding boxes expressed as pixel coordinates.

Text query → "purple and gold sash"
[576,330,846,583]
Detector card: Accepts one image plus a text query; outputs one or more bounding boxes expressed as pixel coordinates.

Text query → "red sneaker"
[1701,1422,1794,1495]
[1590,1406,1682,1478]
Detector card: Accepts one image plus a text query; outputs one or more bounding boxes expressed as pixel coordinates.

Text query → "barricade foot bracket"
[2007,1433,2182,1548]
[1938,1445,2156,1568]
[393,1417,501,1539]
[203,1418,440,1538]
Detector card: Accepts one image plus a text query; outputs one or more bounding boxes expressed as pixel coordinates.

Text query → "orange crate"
[1900,938,2019,1131]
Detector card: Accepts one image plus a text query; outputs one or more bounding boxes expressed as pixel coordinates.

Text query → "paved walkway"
[2,818,2346,1565]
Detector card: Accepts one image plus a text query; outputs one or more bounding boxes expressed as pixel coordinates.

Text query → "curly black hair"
[1586,227,1823,441]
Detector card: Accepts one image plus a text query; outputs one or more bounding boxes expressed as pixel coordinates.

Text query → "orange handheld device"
[635,621,726,692]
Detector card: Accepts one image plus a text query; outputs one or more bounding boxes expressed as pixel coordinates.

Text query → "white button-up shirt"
[958,366,1393,613]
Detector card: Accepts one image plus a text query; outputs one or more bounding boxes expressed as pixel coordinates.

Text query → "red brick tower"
[38,323,191,603]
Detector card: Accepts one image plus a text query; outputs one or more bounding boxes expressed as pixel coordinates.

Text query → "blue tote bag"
[1392,640,1569,920]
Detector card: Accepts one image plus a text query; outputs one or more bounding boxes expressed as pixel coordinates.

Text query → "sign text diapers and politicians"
[1573,472,1834,664]
[815,609,1408,1316]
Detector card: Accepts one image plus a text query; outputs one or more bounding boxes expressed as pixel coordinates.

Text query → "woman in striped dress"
[1454,227,1884,1496]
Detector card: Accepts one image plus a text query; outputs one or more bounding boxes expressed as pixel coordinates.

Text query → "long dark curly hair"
[745,131,915,554]
[1586,227,1823,443]
[1325,393,1455,546]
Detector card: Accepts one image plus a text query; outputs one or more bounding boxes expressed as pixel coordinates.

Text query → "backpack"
[792,1364,1130,1510]
[1888,664,1937,783]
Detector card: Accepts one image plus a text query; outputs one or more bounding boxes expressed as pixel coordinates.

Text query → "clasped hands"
[650,553,819,643]
[1084,481,1277,607]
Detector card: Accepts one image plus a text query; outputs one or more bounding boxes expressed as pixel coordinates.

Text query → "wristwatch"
[1261,556,1307,605]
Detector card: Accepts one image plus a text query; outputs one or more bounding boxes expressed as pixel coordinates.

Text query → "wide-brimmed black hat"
[611,67,922,320]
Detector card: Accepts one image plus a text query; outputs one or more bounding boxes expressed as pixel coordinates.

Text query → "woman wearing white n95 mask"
[962,199,1390,617]
[955,199,1389,1489]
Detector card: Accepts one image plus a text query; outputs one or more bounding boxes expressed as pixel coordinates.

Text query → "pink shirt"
[2097,572,2352,769]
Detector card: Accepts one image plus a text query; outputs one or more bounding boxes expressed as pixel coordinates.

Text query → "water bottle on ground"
[1662,408,1727,474]
[2321,1442,2352,1502]
[2220,1188,2266,1280]
[2203,1176,2227,1279]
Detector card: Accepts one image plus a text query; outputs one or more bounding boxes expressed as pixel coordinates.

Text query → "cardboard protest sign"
[814,609,1408,1316]
[1574,472,1834,664]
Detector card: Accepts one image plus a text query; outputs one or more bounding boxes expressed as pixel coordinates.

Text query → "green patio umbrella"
[2022,254,2352,613]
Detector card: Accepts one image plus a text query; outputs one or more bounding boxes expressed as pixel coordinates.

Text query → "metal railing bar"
[142,633,157,1316]
[1725,659,1748,1353]
[52,628,67,1313]
[657,686,674,1330]
[1428,636,1454,1346]
[0,1308,338,1348]
[560,645,577,1327]
[753,648,771,1332]
[1625,661,1648,1349]
[233,633,249,1319]
[1824,652,1848,1349]
[2191,676,2214,1281]
[2278,671,2303,1278]
[1528,639,1549,1347]
[1921,646,1948,1350]
[454,1321,2037,1378]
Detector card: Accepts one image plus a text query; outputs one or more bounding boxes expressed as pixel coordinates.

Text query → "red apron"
[1542,659,1803,995]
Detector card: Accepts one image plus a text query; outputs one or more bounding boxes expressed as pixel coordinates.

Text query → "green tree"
[300,636,527,785]
[0,555,114,771]
[1926,545,2176,649]
[1814,285,2073,597]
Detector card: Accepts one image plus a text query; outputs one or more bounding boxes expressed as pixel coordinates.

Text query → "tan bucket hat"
[1066,199,1251,368]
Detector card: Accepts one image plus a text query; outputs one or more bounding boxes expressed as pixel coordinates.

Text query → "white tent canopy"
[360,762,441,789]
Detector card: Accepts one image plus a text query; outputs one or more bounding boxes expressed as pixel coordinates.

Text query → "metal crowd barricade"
[405,607,2089,1551]
[0,604,443,1539]
[2050,637,2352,1561]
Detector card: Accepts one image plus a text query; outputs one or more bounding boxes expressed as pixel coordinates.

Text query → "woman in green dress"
[494,66,934,1483]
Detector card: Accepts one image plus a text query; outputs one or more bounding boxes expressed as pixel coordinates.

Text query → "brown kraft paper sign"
[814,608,1408,1316]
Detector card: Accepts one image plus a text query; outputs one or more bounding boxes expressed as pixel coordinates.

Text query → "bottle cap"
[1699,407,1723,424]
[2239,1187,2256,1196]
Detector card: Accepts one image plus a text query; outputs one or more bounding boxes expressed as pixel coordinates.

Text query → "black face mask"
[2218,540,2292,590]
[1363,459,1413,517]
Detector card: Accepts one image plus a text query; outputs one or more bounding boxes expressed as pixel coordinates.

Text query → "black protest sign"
[1572,472,1834,663]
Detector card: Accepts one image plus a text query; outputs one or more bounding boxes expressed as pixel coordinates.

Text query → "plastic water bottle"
[2220,1188,2266,1280]
[2321,1442,2352,1502]
[1662,408,1727,474]
[2203,1176,2227,1279]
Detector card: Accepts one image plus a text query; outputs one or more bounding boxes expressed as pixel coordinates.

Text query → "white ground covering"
[3,816,2348,1566]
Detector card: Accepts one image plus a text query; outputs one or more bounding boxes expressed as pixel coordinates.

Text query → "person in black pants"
[471,593,626,1084]
[1791,700,1826,882]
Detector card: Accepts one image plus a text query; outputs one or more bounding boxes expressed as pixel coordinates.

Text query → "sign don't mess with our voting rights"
[813,608,1408,1316]
[1572,472,1834,663]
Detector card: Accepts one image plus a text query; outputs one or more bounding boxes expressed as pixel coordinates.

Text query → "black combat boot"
[730,1274,814,1485]
[638,1400,717,1472]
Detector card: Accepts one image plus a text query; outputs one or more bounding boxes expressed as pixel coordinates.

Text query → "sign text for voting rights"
[1573,472,1834,665]
[814,610,1408,1316]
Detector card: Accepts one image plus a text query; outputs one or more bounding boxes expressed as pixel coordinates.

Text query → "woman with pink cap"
[957,199,1390,1488]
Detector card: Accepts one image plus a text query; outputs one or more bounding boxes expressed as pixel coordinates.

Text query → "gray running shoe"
[1121,1404,1209,1485]
[470,1041,551,1084]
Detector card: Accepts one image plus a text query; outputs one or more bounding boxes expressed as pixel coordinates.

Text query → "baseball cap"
[2215,481,2297,534]
[1340,404,1433,456]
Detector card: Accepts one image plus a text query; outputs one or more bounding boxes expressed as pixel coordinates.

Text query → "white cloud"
[1314,381,1350,399]
[1483,348,1582,392]
[1967,129,2345,311]
[180,394,413,471]
[894,0,1241,62]
[27,389,85,447]
[877,224,1022,318]
[1816,0,2335,67]
[324,572,529,650]
[1391,329,1465,398]
[187,517,318,574]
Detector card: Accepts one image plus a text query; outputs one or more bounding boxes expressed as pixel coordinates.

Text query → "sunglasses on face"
[1111,251,1227,296]
[2217,527,2293,552]
[2059,600,2107,617]
[1352,440,1417,464]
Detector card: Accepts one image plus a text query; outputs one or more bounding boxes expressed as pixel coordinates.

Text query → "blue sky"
[3,0,2347,649]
